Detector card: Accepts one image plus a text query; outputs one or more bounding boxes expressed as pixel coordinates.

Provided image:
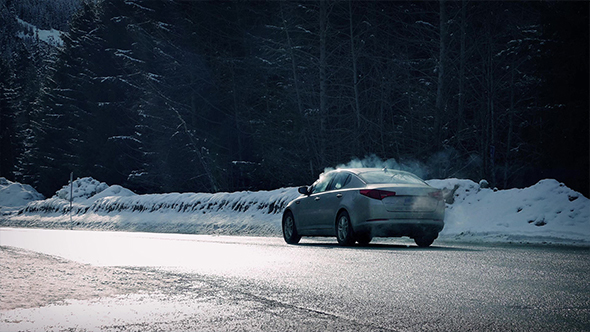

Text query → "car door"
[296,172,336,233]
[314,172,352,233]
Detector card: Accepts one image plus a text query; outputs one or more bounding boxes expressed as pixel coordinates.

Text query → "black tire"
[414,234,436,247]
[336,210,355,246]
[356,232,373,246]
[282,210,301,244]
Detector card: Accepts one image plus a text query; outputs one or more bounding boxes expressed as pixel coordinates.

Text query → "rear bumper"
[354,218,444,238]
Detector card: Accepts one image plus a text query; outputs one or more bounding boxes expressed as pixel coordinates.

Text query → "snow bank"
[52,177,136,204]
[427,178,590,244]
[1,177,588,245]
[55,177,111,202]
[2,177,299,235]
[0,178,44,208]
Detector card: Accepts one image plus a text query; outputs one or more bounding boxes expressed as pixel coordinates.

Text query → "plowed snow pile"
[0,178,44,208]
[427,179,589,244]
[1,176,588,245]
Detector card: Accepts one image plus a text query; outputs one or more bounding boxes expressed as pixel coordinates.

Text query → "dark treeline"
[0,0,588,197]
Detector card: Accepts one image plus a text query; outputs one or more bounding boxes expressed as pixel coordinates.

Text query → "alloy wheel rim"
[284,215,294,238]
[338,215,349,240]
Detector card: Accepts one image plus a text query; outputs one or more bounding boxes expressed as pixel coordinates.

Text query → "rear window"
[358,170,426,185]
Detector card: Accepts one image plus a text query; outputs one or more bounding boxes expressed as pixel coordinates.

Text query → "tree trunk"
[435,0,447,151]
[280,3,304,116]
[348,0,361,154]
[457,0,466,144]
[504,64,515,189]
[318,0,327,168]
[488,24,496,186]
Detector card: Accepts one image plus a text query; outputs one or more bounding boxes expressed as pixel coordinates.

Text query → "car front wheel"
[282,210,301,244]
[336,211,355,246]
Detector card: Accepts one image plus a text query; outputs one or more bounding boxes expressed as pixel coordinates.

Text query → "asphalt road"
[1,228,589,331]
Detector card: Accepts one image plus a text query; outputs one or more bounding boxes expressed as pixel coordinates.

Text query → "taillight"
[428,190,443,200]
[360,189,396,200]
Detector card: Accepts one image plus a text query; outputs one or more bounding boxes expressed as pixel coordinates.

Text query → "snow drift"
[0,178,44,208]
[426,179,589,244]
[0,176,588,245]
[2,177,299,235]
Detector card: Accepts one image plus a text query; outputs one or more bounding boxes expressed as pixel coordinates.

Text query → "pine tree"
[26,1,140,195]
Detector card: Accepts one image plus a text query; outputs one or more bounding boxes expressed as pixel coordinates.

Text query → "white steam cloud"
[324,154,429,179]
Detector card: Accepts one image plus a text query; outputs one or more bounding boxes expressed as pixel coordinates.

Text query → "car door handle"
[336,194,343,198]
[315,197,321,201]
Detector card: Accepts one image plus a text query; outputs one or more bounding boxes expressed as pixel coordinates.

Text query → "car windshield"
[358,170,426,185]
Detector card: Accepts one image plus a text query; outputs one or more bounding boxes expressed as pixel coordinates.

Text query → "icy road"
[1,228,589,331]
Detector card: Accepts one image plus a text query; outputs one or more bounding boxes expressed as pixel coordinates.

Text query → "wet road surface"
[1,228,589,331]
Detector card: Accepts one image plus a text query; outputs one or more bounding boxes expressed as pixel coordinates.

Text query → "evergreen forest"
[0,0,588,197]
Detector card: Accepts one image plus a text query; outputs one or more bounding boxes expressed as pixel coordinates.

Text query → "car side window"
[345,174,365,188]
[311,172,336,194]
[328,172,351,191]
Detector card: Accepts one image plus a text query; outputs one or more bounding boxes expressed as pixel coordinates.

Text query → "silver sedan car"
[282,168,445,247]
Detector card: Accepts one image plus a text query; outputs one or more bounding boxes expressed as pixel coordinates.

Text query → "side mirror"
[298,186,310,195]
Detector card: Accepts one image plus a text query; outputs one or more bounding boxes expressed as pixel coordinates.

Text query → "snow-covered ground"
[1,175,588,245]
[16,18,64,47]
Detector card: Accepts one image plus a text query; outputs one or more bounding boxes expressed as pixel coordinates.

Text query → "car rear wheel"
[282,210,301,244]
[414,234,437,247]
[336,211,355,246]
[356,232,373,246]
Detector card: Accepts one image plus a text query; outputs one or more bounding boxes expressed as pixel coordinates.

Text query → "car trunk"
[374,185,440,212]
